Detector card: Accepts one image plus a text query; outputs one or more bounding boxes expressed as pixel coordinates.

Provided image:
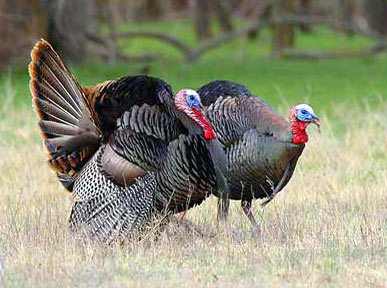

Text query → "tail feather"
[29,42,83,118]
[34,98,79,126]
[33,77,82,120]
[29,39,101,191]
[39,120,79,137]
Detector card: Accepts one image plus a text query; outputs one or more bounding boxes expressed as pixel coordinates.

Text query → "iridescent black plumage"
[84,75,179,137]
[29,40,227,240]
[198,80,306,226]
[198,80,252,106]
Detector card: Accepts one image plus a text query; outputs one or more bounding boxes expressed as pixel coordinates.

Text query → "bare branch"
[85,31,156,63]
[116,53,156,63]
[271,15,385,41]
[110,30,193,59]
[108,3,267,62]
[190,25,260,61]
[282,44,386,59]
[187,4,268,62]
[107,13,386,63]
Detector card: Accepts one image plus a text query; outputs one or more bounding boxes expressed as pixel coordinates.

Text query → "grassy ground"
[1,19,387,287]
[0,103,386,287]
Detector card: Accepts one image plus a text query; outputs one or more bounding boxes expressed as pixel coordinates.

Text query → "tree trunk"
[44,0,97,63]
[364,0,387,36]
[95,0,123,32]
[299,0,312,33]
[0,0,7,72]
[214,0,233,33]
[339,0,356,36]
[272,0,295,59]
[0,0,47,71]
[191,0,212,41]
[135,0,163,21]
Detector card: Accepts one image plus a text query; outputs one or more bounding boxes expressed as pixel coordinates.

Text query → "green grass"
[1,19,386,112]
[3,56,387,109]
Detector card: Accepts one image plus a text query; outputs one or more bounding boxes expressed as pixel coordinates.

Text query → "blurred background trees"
[1,0,387,72]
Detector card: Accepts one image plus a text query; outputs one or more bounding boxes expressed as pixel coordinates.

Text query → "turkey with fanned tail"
[198,80,320,230]
[29,40,228,241]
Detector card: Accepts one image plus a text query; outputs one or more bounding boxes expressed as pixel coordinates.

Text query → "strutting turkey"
[198,81,320,229]
[29,40,228,241]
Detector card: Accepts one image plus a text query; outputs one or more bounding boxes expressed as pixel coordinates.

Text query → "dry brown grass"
[0,102,386,288]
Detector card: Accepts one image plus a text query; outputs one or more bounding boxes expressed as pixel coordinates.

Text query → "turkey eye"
[301,110,307,114]
[189,95,195,101]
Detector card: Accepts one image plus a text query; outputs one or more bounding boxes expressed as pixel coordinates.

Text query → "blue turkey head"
[185,89,201,108]
[295,104,319,126]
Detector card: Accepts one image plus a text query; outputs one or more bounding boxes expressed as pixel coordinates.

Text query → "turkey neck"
[173,107,204,136]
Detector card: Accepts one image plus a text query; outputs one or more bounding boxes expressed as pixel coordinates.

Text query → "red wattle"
[191,107,217,140]
[204,128,216,140]
[291,120,309,144]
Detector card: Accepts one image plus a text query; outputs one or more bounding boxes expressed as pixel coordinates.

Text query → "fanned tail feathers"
[29,39,101,191]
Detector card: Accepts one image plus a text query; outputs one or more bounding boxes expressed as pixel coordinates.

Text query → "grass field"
[1,20,387,287]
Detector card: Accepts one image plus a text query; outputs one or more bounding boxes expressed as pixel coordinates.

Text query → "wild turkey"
[198,81,320,228]
[29,40,228,241]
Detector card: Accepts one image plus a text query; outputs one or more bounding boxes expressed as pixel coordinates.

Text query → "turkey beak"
[310,116,320,133]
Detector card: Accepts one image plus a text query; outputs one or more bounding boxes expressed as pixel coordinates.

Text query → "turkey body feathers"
[83,75,175,138]
[117,104,186,143]
[199,80,305,203]
[113,109,217,213]
[70,134,218,241]
[197,80,252,106]
[70,148,156,241]
[206,96,292,146]
[225,129,304,200]
[154,134,216,212]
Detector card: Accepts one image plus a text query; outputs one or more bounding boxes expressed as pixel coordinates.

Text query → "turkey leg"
[241,200,260,232]
[217,193,230,221]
